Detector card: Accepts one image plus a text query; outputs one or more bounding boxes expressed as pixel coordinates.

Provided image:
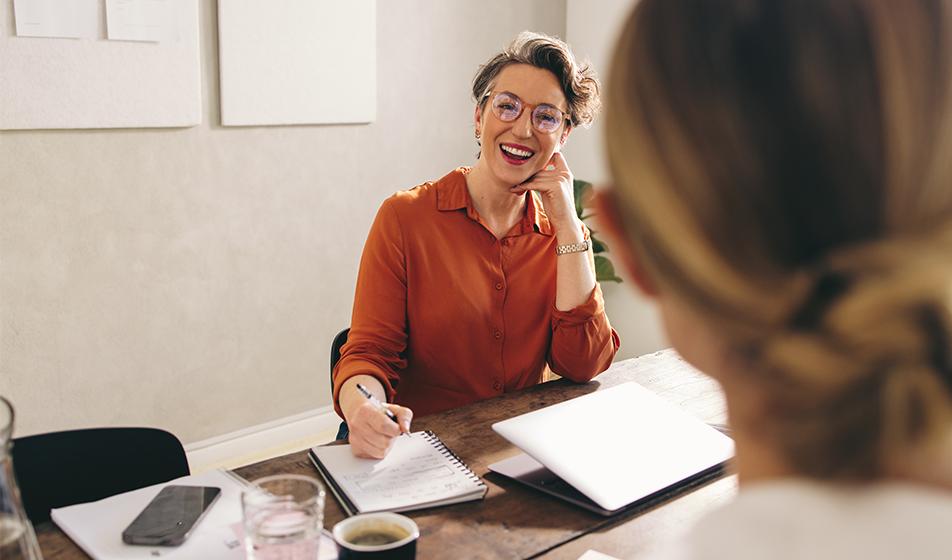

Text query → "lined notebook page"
[310,431,486,513]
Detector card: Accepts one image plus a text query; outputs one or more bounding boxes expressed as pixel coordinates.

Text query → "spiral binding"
[421,430,486,487]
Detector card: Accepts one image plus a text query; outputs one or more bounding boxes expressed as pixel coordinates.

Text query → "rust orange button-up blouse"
[333,168,620,418]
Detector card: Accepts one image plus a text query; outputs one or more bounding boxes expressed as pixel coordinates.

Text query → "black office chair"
[331,328,350,440]
[12,427,190,524]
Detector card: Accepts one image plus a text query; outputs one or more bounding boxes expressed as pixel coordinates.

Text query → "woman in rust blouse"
[334,32,620,458]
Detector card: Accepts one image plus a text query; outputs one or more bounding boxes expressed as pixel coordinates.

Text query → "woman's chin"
[488,170,527,189]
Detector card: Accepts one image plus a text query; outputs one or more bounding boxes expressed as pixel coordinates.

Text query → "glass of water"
[0,396,42,560]
[242,474,325,560]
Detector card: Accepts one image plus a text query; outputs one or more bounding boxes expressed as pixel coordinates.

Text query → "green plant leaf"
[573,179,592,219]
[576,178,621,283]
[591,235,607,254]
[594,255,623,283]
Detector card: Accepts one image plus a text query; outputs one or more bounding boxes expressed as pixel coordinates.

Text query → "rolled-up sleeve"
[547,284,620,382]
[332,198,408,418]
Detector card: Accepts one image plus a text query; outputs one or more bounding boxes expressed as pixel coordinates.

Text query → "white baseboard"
[185,406,343,473]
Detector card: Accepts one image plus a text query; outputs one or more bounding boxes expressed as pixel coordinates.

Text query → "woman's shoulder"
[663,479,952,560]
[381,167,469,213]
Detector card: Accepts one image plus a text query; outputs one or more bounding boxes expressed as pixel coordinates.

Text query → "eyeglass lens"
[491,92,564,133]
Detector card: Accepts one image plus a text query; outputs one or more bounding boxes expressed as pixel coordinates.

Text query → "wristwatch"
[556,224,591,255]
[555,239,590,255]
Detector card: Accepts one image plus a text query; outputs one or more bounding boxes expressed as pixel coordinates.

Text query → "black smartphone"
[121,485,222,546]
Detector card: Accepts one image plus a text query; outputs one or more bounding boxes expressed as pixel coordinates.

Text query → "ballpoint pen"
[355,383,410,436]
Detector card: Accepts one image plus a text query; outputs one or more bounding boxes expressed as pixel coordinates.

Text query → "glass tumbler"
[242,474,325,560]
[0,396,43,560]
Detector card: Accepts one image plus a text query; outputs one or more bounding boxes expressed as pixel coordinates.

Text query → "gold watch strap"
[555,239,590,255]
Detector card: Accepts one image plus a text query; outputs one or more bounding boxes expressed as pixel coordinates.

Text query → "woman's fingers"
[511,157,578,229]
[387,404,413,434]
[352,433,391,459]
[549,151,570,173]
[353,401,400,436]
[351,420,396,458]
[370,409,403,437]
[514,153,572,193]
[349,401,414,458]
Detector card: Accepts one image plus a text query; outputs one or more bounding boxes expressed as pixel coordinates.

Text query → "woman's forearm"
[338,374,387,423]
[554,219,597,311]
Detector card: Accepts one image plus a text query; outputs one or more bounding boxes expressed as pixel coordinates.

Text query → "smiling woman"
[331,32,620,460]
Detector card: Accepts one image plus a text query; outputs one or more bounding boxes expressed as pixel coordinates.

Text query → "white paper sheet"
[217,0,376,126]
[13,0,98,39]
[51,469,248,560]
[1,0,201,129]
[311,431,486,514]
[578,551,622,560]
[106,0,176,43]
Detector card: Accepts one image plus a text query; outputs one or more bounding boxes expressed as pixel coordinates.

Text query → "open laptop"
[489,382,734,516]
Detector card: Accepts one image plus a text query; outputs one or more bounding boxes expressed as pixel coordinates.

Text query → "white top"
[658,479,952,560]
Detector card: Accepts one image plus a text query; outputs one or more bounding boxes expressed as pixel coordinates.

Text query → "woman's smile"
[499,142,536,166]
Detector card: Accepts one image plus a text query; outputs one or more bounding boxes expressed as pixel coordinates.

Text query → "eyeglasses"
[485,91,570,134]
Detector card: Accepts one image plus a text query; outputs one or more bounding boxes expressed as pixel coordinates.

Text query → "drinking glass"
[0,396,43,560]
[242,474,325,560]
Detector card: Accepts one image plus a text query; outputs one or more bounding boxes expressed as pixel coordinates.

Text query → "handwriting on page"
[346,452,461,497]
[336,436,474,508]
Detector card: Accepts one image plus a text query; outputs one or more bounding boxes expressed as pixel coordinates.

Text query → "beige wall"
[565,0,667,360]
[0,0,566,443]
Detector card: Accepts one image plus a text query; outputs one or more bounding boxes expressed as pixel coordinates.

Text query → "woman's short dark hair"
[472,31,600,128]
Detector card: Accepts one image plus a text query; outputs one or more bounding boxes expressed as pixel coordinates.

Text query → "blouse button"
[493,329,502,339]
[493,381,502,391]
[495,282,503,291]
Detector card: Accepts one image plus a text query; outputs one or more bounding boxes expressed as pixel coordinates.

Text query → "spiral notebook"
[308,430,487,515]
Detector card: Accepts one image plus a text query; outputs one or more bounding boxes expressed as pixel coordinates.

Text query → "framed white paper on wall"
[0,0,201,130]
[217,0,376,126]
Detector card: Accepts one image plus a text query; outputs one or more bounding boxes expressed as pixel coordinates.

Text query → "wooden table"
[36,349,737,559]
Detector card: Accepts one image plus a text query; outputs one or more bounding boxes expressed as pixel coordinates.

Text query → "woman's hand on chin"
[510,152,580,234]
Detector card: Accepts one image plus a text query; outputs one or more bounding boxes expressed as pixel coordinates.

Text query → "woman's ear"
[474,105,482,136]
[593,189,658,298]
[560,124,572,146]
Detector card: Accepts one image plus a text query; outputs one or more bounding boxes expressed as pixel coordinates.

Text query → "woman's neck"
[720,383,797,485]
[885,436,952,490]
[666,299,952,490]
[466,160,526,238]
[667,323,797,486]
[721,367,952,490]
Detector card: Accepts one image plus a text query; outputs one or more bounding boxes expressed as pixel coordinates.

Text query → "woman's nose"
[512,110,534,138]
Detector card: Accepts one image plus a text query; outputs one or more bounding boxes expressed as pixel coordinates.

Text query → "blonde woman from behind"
[598,0,952,558]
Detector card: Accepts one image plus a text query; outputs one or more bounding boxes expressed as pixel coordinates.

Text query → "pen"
[355,383,409,436]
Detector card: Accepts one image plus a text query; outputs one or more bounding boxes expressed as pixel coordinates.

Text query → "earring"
[475,129,481,140]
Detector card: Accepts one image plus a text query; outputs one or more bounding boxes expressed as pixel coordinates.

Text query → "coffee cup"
[332,512,419,559]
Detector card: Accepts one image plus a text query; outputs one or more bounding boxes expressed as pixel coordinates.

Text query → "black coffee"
[346,527,410,547]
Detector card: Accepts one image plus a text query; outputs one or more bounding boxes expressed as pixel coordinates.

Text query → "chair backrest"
[330,328,350,393]
[330,328,350,440]
[12,427,189,524]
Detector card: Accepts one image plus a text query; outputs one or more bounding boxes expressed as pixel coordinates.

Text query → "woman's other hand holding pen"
[339,375,413,459]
